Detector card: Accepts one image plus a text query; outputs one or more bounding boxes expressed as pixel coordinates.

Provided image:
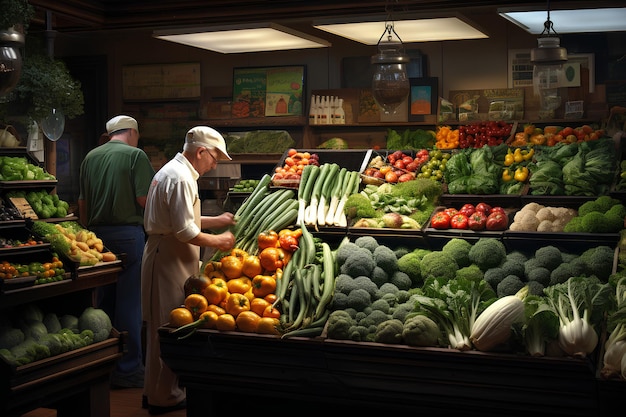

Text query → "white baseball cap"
[106,115,138,135]
[185,126,231,160]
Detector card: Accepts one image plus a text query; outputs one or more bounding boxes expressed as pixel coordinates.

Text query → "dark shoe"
[142,395,148,409]
[148,400,186,415]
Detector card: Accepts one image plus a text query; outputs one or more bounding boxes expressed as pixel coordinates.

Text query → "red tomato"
[430,212,451,229]
[467,212,487,230]
[490,206,506,216]
[443,207,459,217]
[458,204,475,217]
[450,214,469,229]
[475,202,492,215]
[486,212,508,230]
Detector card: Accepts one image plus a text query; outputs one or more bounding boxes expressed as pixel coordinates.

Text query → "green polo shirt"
[79,140,155,226]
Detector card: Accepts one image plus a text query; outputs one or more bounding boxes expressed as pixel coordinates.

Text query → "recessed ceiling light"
[153,22,331,54]
[498,7,626,34]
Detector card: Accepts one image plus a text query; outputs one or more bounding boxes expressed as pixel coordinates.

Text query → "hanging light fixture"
[530,0,567,117]
[371,21,410,115]
[0,27,24,97]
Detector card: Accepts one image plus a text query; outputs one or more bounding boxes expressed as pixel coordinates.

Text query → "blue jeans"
[91,224,145,375]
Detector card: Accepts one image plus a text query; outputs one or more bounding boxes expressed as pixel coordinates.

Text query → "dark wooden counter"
[159,327,616,417]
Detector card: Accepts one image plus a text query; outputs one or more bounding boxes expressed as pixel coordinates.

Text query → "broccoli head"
[496,275,525,298]
[390,270,412,290]
[455,264,484,282]
[374,319,404,344]
[579,245,616,281]
[354,236,379,253]
[442,238,473,268]
[533,245,563,271]
[373,245,398,275]
[402,314,441,347]
[420,250,459,282]
[376,282,400,300]
[549,262,577,286]
[359,309,391,328]
[326,310,355,340]
[370,266,389,287]
[500,259,526,279]
[346,288,372,311]
[507,250,528,264]
[526,266,551,286]
[370,298,392,314]
[339,247,376,278]
[352,276,378,298]
[334,274,357,295]
[397,248,431,286]
[468,238,507,271]
[526,280,545,296]
[335,241,360,266]
[483,267,506,291]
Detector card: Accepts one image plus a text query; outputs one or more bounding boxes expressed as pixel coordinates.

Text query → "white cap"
[185,126,231,160]
[106,115,138,135]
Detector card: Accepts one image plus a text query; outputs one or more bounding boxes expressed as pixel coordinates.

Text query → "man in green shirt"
[78,115,155,388]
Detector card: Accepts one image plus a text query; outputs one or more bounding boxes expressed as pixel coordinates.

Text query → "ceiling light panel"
[498,8,626,34]
[154,23,330,54]
[314,17,488,45]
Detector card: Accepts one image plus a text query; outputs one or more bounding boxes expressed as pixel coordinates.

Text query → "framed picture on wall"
[232,65,306,118]
[409,77,438,121]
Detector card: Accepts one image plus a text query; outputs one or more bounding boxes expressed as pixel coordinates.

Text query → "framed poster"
[122,63,201,101]
[232,65,305,118]
[409,77,438,121]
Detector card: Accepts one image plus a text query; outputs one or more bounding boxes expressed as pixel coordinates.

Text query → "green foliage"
[2,52,84,122]
[0,0,34,30]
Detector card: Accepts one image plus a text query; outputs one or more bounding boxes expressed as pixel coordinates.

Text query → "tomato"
[475,202,492,215]
[257,317,281,335]
[458,203,475,217]
[184,293,209,319]
[263,305,281,319]
[235,310,262,333]
[450,213,469,229]
[225,292,251,317]
[402,156,413,165]
[242,254,263,278]
[467,212,487,231]
[215,313,236,331]
[257,230,279,250]
[250,297,271,316]
[169,307,194,327]
[490,206,506,216]
[226,276,252,294]
[220,254,244,279]
[430,211,451,229]
[384,171,398,183]
[252,274,277,298]
[183,273,212,297]
[198,310,218,329]
[398,173,415,183]
[443,207,458,217]
[259,247,285,272]
[486,212,508,231]
[202,283,229,305]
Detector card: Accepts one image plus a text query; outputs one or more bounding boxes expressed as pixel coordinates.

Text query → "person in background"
[141,126,236,415]
[78,115,155,389]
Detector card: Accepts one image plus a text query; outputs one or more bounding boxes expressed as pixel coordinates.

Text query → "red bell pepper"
[485,211,508,230]
[467,212,487,231]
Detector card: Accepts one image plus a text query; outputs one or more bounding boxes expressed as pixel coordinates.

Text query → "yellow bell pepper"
[513,148,523,163]
[504,149,514,166]
[522,148,534,161]
[502,169,513,182]
[514,166,529,182]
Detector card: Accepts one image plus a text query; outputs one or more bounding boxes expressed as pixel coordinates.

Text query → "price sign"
[9,197,38,219]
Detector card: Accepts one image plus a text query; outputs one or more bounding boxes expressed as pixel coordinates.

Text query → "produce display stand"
[0,264,124,417]
[159,327,607,416]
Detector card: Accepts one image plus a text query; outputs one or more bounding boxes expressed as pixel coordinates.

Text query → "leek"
[316,163,340,227]
[333,170,361,227]
[323,167,347,226]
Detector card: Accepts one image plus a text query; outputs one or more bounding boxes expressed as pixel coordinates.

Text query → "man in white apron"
[141,126,236,415]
